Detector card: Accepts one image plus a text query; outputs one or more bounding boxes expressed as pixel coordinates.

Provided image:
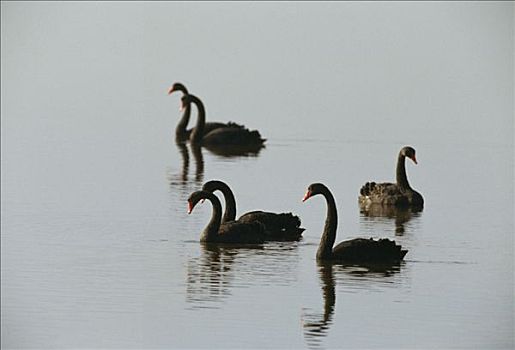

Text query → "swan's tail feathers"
[225,121,265,143]
[239,211,304,241]
[360,182,376,196]
[277,212,302,229]
[226,121,245,129]
[376,238,408,261]
[271,213,304,241]
[247,129,266,144]
[223,121,265,143]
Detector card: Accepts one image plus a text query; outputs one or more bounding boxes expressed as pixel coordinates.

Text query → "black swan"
[359,146,424,209]
[302,183,408,262]
[168,82,243,142]
[180,94,266,146]
[201,180,304,241]
[188,190,265,244]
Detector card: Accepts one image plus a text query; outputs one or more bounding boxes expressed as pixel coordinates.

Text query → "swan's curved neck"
[189,96,206,144]
[396,153,412,190]
[175,103,191,139]
[214,183,237,223]
[317,187,338,260]
[201,192,222,241]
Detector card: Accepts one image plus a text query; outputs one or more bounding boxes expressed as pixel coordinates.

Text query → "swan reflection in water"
[186,242,300,310]
[302,261,404,349]
[302,263,336,349]
[186,243,246,309]
[167,141,205,197]
[360,204,422,236]
[167,140,264,197]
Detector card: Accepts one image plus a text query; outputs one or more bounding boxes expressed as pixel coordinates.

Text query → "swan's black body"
[303,183,408,262]
[202,180,304,241]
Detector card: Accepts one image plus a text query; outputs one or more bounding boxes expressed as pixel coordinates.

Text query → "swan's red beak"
[302,190,312,202]
[411,155,418,164]
[168,86,176,95]
[187,201,193,214]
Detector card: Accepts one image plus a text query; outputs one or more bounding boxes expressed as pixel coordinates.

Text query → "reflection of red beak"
[168,87,176,95]
[187,201,193,214]
[302,190,312,202]
[179,103,186,112]
[411,155,418,164]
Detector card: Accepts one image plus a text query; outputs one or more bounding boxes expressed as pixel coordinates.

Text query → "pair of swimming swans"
[188,180,305,244]
[188,181,407,263]
[169,82,265,146]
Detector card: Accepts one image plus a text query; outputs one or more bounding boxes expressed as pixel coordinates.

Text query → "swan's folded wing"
[359,182,409,206]
[203,127,265,146]
[217,221,265,244]
[332,238,407,262]
[238,211,304,241]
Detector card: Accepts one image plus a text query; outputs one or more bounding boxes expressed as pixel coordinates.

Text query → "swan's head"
[187,190,210,214]
[168,82,188,95]
[401,146,418,164]
[302,183,329,202]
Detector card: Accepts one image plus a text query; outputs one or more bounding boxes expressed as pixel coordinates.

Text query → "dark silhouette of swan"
[168,82,243,142]
[188,190,265,244]
[303,183,408,262]
[180,94,266,146]
[201,180,304,241]
[359,146,424,209]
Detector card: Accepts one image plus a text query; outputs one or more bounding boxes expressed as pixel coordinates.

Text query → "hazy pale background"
[1,2,513,349]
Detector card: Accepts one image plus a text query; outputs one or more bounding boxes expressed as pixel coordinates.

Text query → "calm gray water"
[1,2,513,349]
